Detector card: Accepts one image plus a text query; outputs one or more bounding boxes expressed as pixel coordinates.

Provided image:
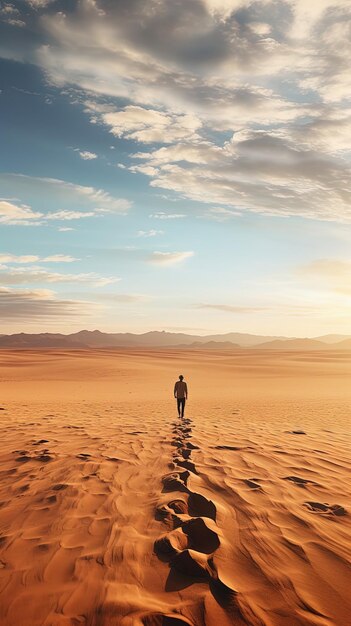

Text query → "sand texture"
[0,348,350,626]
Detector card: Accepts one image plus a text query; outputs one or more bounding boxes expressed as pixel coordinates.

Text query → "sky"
[0,0,351,337]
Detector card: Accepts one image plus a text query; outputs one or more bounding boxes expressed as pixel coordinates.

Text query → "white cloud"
[149,212,186,219]
[101,106,201,144]
[137,229,164,237]
[289,0,350,38]
[58,227,75,232]
[42,254,79,262]
[0,266,120,287]
[0,174,132,225]
[32,1,305,130]
[6,18,26,27]
[207,207,242,220]
[25,0,55,7]
[136,130,351,222]
[0,4,20,15]
[0,200,43,225]
[75,149,98,160]
[0,253,78,263]
[133,142,221,166]
[0,254,40,264]
[46,210,97,221]
[149,251,194,266]
[0,2,26,26]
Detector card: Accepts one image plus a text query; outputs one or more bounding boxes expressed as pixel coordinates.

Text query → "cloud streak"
[149,251,194,266]
[0,174,131,225]
[0,287,98,320]
[0,253,79,263]
[0,267,120,287]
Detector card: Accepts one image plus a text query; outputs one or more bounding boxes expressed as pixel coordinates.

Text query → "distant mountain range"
[0,330,350,349]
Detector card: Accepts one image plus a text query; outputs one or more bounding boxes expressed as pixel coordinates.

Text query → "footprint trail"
[153,416,256,626]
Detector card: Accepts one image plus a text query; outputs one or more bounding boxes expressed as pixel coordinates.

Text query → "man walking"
[174,375,188,418]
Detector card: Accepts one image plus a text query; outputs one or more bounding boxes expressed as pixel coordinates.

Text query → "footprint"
[304,502,347,516]
[37,454,53,463]
[33,439,49,445]
[168,499,188,514]
[127,431,146,435]
[288,430,306,435]
[171,440,183,449]
[46,495,57,504]
[52,483,68,491]
[182,518,220,553]
[162,471,190,492]
[188,492,216,521]
[175,460,198,475]
[171,548,210,579]
[214,445,242,451]
[185,442,199,450]
[179,449,191,459]
[154,529,188,560]
[243,479,261,490]
[283,476,318,487]
[18,484,29,493]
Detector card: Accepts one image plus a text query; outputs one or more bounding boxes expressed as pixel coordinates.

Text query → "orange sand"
[0,348,350,626]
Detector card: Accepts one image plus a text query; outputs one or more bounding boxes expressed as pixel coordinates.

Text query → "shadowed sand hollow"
[0,348,350,625]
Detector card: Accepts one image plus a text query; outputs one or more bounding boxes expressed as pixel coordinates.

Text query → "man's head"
[179,375,184,381]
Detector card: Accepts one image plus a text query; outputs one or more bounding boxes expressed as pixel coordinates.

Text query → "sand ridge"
[0,349,350,625]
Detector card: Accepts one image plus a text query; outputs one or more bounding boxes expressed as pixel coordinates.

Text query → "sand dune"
[0,349,350,625]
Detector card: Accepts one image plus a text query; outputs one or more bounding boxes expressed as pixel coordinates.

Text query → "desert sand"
[0,348,350,626]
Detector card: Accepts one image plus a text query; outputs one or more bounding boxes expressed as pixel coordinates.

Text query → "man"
[174,375,188,418]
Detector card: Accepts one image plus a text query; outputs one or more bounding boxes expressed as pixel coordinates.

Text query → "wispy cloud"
[0,267,120,287]
[97,293,152,303]
[0,287,98,320]
[0,253,79,263]
[149,212,186,220]
[46,210,97,221]
[0,174,131,225]
[0,200,43,225]
[0,3,25,27]
[197,304,269,314]
[149,251,194,266]
[25,0,55,8]
[137,229,164,237]
[74,149,98,160]
[135,130,351,222]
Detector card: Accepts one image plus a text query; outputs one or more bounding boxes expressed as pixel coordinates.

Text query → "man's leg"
[177,398,181,417]
[181,398,185,418]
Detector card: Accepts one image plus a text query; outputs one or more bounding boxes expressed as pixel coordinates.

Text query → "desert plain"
[0,347,350,626]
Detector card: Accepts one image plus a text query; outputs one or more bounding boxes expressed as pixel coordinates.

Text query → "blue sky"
[0,0,350,335]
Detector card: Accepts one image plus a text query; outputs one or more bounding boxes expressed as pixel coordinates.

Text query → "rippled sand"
[0,349,350,626]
